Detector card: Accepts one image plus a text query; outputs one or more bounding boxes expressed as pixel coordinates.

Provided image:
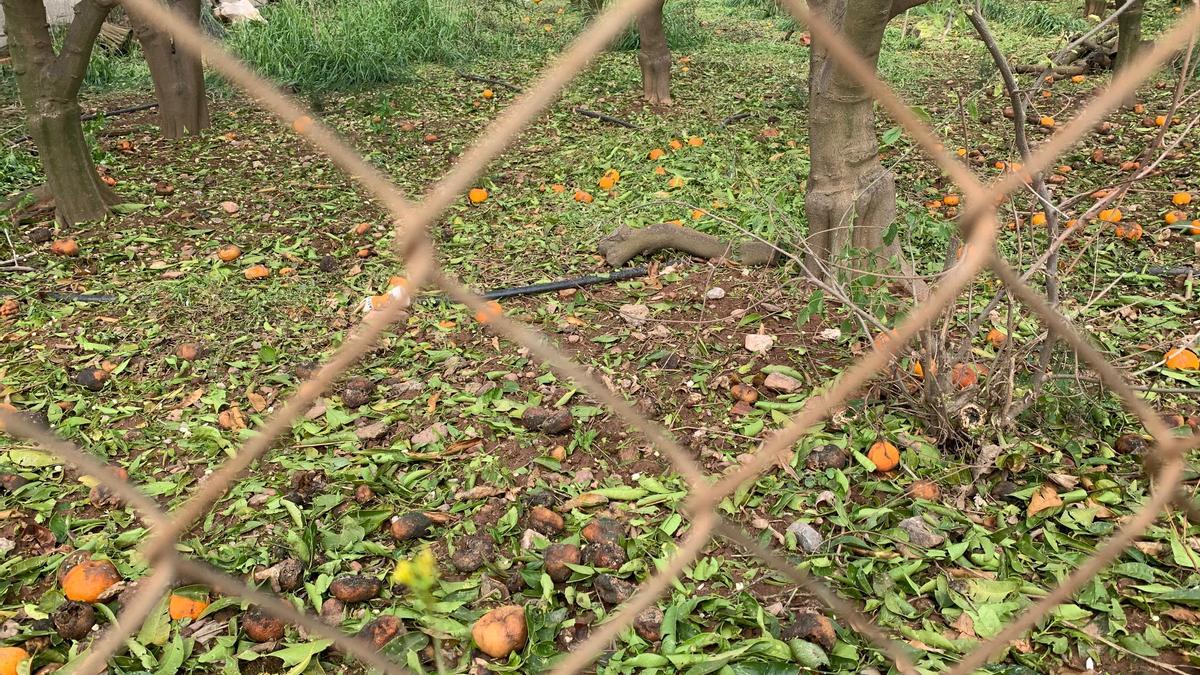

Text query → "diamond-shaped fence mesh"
[2,0,1199,672]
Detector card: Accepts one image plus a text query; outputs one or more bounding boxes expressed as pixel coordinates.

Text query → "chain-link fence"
[3,0,1200,672]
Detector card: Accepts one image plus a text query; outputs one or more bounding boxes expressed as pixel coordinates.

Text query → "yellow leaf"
[1027,485,1062,516]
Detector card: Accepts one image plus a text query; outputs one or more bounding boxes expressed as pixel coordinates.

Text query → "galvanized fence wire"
[1,0,1198,671]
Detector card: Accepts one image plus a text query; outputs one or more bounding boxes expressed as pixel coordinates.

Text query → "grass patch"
[224,0,483,91]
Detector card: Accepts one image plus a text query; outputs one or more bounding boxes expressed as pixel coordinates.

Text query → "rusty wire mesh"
[3,0,1200,672]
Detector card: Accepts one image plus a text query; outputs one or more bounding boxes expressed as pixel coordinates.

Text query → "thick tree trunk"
[804,0,899,281]
[1115,0,1143,106]
[2,0,118,225]
[637,0,672,105]
[133,0,210,139]
[1084,0,1107,17]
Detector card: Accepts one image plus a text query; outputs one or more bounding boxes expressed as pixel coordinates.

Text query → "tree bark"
[132,0,210,139]
[804,0,906,281]
[2,0,119,224]
[1115,0,1143,106]
[1084,0,1107,17]
[637,0,672,105]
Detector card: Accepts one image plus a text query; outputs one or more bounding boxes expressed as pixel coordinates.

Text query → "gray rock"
[705,287,726,300]
[355,420,389,441]
[619,304,650,326]
[898,516,944,548]
[744,334,775,353]
[410,423,448,446]
[763,371,802,393]
[786,521,824,553]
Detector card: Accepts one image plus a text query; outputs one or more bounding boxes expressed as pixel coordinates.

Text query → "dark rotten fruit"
[241,607,285,642]
[329,575,382,603]
[390,512,433,541]
[543,543,581,582]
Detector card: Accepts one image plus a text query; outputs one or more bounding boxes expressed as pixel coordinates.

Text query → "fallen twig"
[572,106,640,129]
[455,70,522,93]
[719,111,752,127]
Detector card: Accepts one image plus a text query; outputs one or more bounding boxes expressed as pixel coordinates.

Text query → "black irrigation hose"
[477,264,651,300]
[8,102,159,145]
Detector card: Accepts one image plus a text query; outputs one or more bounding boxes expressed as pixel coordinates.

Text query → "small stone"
[520,528,546,550]
[785,521,823,553]
[763,371,802,393]
[898,516,944,548]
[219,200,239,214]
[634,606,664,642]
[618,303,650,326]
[705,287,726,300]
[594,574,635,605]
[318,255,338,273]
[28,227,52,244]
[744,334,775,353]
[410,423,448,446]
[355,420,389,441]
[341,377,375,408]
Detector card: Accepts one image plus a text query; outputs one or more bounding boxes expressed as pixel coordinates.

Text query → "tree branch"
[52,0,117,98]
[889,0,928,19]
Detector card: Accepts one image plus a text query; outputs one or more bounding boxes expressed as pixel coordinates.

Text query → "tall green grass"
[224,0,481,91]
[977,0,1089,33]
[609,0,708,51]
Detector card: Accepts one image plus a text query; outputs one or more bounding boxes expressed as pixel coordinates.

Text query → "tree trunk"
[1115,0,1143,106]
[1,0,118,225]
[637,0,672,105]
[1084,0,1107,17]
[132,0,210,139]
[804,0,899,281]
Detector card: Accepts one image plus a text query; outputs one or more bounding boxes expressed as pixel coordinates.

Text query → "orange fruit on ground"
[1098,208,1122,223]
[1040,116,1055,128]
[1165,211,1185,225]
[669,139,683,150]
[597,174,615,190]
[243,264,270,280]
[481,88,494,99]
[169,593,210,621]
[1031,212,1047,227]
[353,222,371,236]
[1155,115,1167,126]
[550,183,566,193]
[956,147,967,157]
[62,559,121,603]
[867,440,900,473]
[0,647,30,675]
[1071,75,1086,84]
[994,161,1006,170]
[216,244,242,262]
[912,359,935,379]
[292,115,312,134]
[986,328,1008,347]
[1165,347,1200,370]
[688,136,704,147]
[943,194,960,206]
[468,188,489,204]
[574,190,594,203]
[1134,103,1146,114]
[423,133,439,143]
[50,239,80,256]
[1066,219,1079,229]
[1114,222,1143,241]
[279,267,295,276]
[1173,192,1192,206]
[951,362,979,389]
[647,148,665,160]
[474,300,503,324]
[667,176,684,188]
[1058,164,1072,173]
[909,480,941,500]
[653,166,666,175]
[691,209,704,220]
[1191,220,1200,235]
